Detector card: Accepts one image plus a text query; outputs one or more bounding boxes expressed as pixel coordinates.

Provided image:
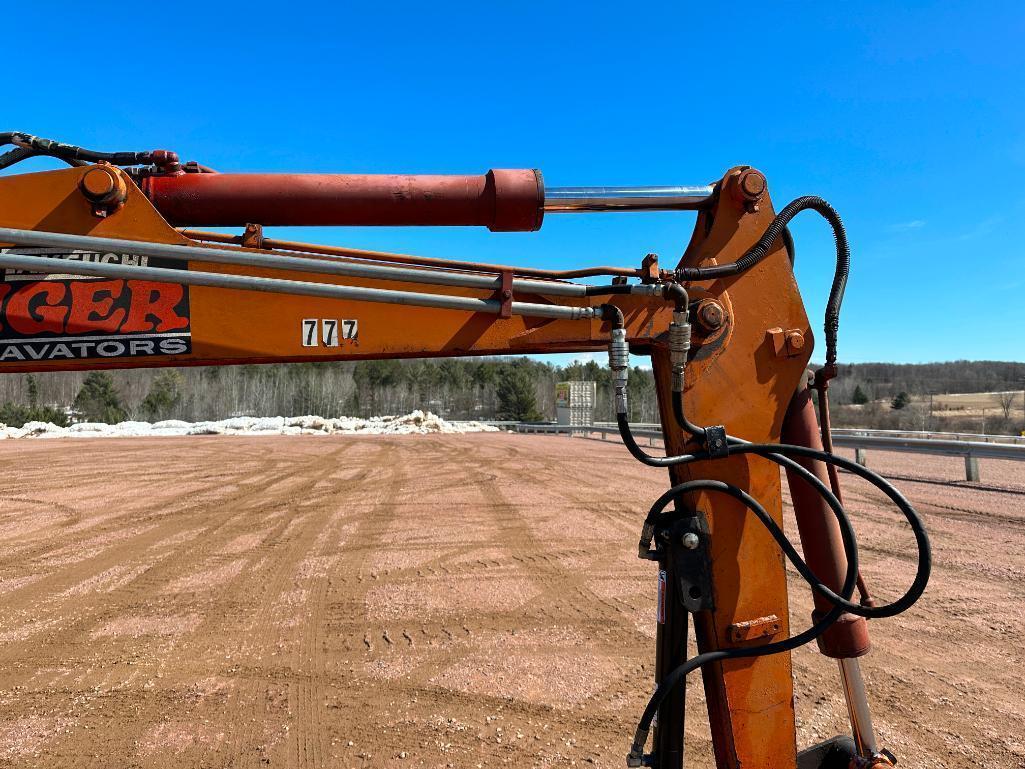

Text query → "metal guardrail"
[590,423,1025,445]
[833,427,1025,446]
[513,423,1025,481]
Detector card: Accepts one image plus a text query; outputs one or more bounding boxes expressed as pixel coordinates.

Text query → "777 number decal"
[301,318,358,347]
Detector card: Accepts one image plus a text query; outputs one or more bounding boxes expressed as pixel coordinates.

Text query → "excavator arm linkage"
[0,139,922,769]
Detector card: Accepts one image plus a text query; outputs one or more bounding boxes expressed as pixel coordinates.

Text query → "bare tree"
[998,391,1016,419]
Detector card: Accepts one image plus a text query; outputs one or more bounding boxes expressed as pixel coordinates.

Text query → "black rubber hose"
[0,146,36,171]
[627,479,856,761]
[671,391,706,440]
[782,225,796,267]
[677,196,848,366]
[617,412,686,467]
[615,414,930,618]
[0,132,160,167]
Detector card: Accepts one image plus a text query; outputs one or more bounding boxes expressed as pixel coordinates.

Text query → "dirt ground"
[0,433,1022,768]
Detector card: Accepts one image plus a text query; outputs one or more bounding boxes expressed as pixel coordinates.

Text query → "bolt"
[502,290,513,300]
[739,169,766,198]
[79,166,118,202]
[785,330,805,354]
[682,532,700,550]
[695,300,725,332]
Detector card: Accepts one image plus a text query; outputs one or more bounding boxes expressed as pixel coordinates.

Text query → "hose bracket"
[705,425,729,458]
[654,511,714,614]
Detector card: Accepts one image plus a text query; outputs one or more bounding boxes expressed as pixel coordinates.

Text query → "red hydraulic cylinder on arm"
[142,169,545,231]
[781,382,870,658]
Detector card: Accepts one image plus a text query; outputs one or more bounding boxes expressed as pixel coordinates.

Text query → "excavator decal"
[0,248,190,362]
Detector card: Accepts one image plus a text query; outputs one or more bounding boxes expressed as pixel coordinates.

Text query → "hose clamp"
[705,426,729,458]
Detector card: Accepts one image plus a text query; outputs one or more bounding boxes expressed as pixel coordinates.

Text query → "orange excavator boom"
[0,132,930,769]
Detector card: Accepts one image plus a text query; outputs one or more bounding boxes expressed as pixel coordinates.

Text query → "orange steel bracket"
[651,168,812,769]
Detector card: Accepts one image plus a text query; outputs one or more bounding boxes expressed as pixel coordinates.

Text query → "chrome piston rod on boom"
[544,185,715,212]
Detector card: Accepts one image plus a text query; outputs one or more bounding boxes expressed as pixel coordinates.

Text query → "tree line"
[0,358,1020,432]
[0,357,661,427]
[825,360,1024,403]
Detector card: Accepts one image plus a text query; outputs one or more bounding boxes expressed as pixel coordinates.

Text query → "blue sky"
[6,1,1024,365]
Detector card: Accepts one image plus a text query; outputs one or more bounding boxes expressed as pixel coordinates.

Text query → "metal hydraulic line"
[0,252,601,321]
[0,227,595,298]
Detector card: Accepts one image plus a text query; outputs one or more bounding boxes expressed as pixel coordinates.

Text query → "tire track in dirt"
[206,443,391,769]
[0,442,316,664]
[2,434,1022,768]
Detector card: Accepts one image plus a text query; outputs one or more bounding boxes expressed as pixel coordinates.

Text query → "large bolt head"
[79,165,127,213]
[696,300,726,332]
[739,169,766,198]
[682,532,700,550]
[80,166,118,201]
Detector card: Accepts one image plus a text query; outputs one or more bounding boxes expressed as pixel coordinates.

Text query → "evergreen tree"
[0,402,69,428]
[25,374,39,407]
[74,372,127,424]
[891,391,911,410]
[141,370,185,421]
[851,385,869,405]
[496,365,542,421]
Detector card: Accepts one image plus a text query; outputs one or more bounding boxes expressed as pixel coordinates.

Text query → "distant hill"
[826,360,1024,403]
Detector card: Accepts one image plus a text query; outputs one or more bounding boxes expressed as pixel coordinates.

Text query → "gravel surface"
[0,434,1020,768]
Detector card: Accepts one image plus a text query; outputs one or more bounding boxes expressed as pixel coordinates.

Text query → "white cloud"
[889,219,925,231]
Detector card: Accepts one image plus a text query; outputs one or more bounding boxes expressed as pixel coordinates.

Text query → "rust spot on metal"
[768,327,805,358]
[695,299,726,332]
[727,614,782,643]
[241,223,264,249]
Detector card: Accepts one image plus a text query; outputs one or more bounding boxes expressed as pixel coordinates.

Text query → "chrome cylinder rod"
[0,226,587,298]
[838,657,879,757]
[0,252,600,321]
[544,185,715,212]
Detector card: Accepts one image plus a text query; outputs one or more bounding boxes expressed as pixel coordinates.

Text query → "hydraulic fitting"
[668,310,691,393]
[608,327,630,414]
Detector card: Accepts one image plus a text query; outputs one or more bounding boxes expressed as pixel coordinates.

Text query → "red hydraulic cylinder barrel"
[781,385,871,659]
[142,169,544,231]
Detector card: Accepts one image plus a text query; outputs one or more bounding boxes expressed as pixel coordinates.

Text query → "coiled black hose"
[617,413,930,617]
[628,478,859,763]
[619,416,931,763]
[677,196,848,366]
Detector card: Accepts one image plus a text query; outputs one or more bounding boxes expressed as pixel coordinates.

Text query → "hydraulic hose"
[610,201,926,763]
[618,415,930,618]
[782,225,796,267]
[620,429,931,764]
[628,478,858,765]
[677,196,849,366]
[0,132,177,171]
[0,146,36,171]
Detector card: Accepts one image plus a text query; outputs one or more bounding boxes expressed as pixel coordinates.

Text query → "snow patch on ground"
[0,410,499,439]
